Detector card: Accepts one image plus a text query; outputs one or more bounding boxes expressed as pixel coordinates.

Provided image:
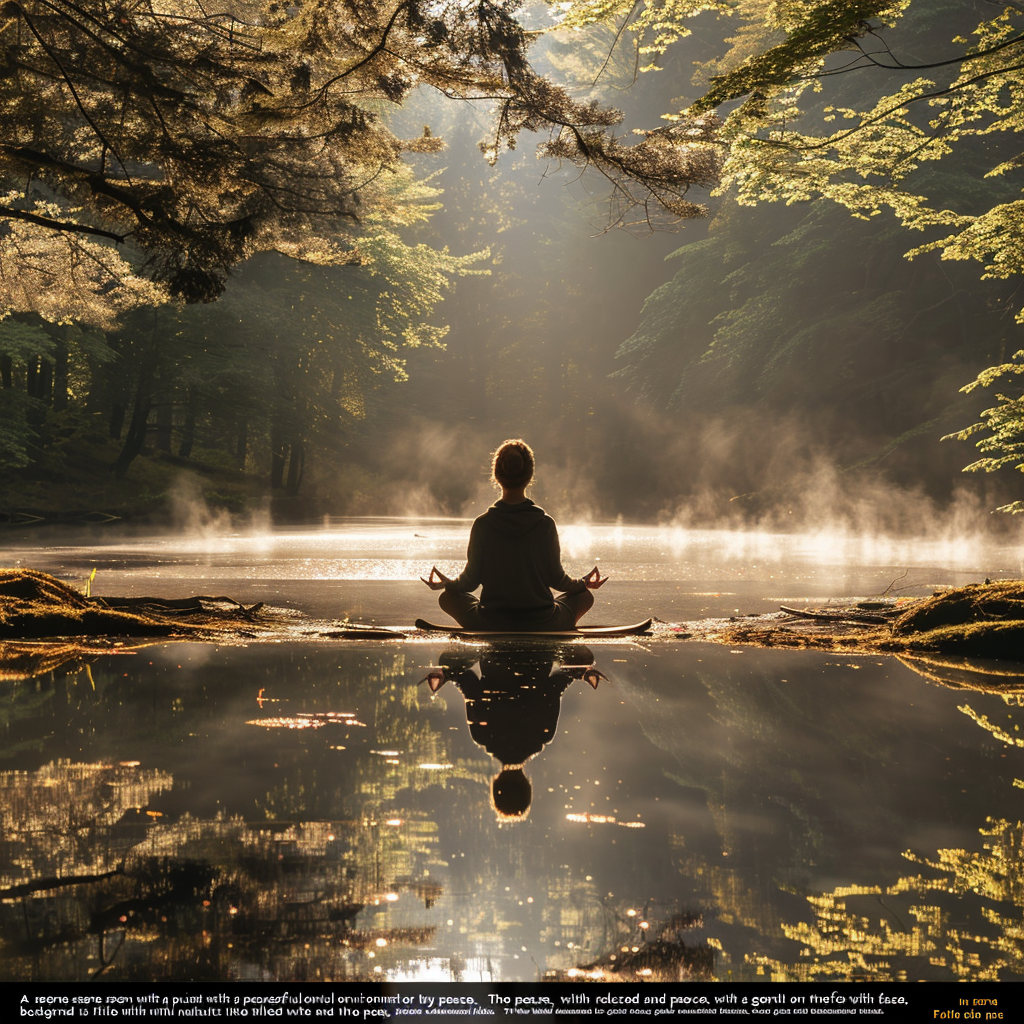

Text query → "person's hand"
[562,663,607,689]
[417,668,446,693]
[583,566,608,589]
[420,566,453,591]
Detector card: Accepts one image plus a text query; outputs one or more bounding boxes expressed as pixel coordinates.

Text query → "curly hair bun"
[500,450,523,474]
[492,439,535,489]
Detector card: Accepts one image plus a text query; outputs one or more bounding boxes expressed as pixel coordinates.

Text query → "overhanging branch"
[0,204,128,243]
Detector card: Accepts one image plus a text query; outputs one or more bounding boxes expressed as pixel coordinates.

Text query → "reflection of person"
[424,646,602,821]
[421,439,607,630]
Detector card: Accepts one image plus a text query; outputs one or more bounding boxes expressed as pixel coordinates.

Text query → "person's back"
[455,498,577,625]
[421,439,607,630]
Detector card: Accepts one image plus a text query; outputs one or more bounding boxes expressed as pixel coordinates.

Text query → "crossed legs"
[439,588,594,629]
[565,588,594,624]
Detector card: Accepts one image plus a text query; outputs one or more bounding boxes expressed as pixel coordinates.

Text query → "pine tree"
[1,0,719,303]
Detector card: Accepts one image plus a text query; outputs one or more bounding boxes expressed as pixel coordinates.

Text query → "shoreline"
[3,570,1024,692]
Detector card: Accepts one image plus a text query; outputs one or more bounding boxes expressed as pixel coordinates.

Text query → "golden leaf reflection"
[246,717,325,730]
[246,712,366,729]
[565,813,646,827]
[745,818,1024,982]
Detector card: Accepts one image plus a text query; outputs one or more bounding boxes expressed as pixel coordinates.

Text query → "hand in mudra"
[420,566,453,591]
[583,566,608,589]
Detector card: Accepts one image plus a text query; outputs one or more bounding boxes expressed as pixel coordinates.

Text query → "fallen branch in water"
[779,605,892,625]
[0,866,124,900]
[99,595,265,620]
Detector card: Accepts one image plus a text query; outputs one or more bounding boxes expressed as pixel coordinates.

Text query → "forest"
[6,2,1024,990]
[2,0,1024,527]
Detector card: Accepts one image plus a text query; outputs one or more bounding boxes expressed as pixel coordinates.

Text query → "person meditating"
[421,439,607,631]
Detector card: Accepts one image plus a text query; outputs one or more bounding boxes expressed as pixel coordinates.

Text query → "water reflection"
[425,646,602,821]
[748,693,1024,985]
[897,652,1024,695]
[746,814,1024,983]
[550,908,712,983]
[0,640,1023,982]
[0,757,442,981]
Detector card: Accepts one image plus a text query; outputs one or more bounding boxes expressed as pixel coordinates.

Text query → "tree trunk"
[235,419,248,469]
[270,426,286,490]
[101,334,129,439]
[111,389,152,478]
[178,397,196,459]
[26,356,41,399]
[26,357,49,430]
[37,357,52,406]
[52,330,69,411]
[110,308,161,478]
[0,355,11,389]
[153,400,173,453]
[108,403,126,440]
[285,439,304,497]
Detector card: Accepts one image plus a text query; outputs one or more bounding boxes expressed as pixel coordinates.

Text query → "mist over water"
[7,516,1017,575]
[335,19,1024,534]
[3,514,1019,628]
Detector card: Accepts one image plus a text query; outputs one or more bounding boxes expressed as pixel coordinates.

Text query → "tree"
[90,167,485,483]
[0,0,724,495]
[562,0,1024,507]
[0,0,721,305]
[0,319,50,466]
[0,203,163,326]
[944,352,1024,513]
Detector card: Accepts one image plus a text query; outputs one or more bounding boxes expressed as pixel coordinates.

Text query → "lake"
[1,519,1023,983]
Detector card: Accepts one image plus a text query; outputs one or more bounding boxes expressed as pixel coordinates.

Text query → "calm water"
[1,520,1024,983]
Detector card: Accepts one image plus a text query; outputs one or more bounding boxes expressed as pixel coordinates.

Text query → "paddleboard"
[413,618,653,638]
[325,624,409,639]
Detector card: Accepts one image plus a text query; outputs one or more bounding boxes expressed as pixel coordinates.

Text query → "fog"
[11,8,1019,546]
[270,15,1024,545]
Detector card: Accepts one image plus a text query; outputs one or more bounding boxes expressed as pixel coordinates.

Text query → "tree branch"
[761,59,1024,152]
[1,145,158,227]
[591,2,643,89]
[283,0,413,114]
[19,5,132,181]
[812,28,1024,77]
[0,866,123,899]
[0,204,128,243]
[982,0,1024,12]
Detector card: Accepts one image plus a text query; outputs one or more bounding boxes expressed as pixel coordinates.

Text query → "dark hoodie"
[457,655,573,766]
[445,500,585,622]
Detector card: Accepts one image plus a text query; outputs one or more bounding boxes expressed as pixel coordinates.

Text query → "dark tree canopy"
[554,0,1024,510]
[0,0,720,303]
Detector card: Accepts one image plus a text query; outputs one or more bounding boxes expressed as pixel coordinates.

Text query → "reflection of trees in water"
[897,654,1024,697]
[744,676,1024,982]
[0,649,484,981]
[0,761,445,980]
[623,649,1024,981]
[0,645,722,981]
[748,817,1024,982]
[0,760,174,880]
[0,653,468,983]
[545,902,712,983]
